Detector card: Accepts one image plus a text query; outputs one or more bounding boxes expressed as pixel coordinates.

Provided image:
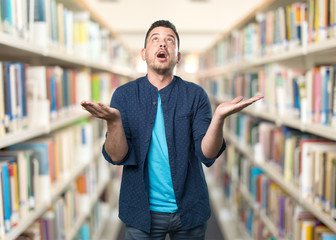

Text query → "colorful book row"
[17,180,110,240]
[221,146,336,240]
[204,64,336,128]
[0,61,127,137]
[0,0,131,66]
[0,119,104,237]
[200,0,336,69]
[226,113,336,218]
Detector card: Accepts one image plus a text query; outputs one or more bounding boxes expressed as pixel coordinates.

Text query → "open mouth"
[157,51,167,60]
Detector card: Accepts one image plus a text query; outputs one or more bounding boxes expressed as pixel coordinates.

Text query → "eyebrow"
[150,33,176,40]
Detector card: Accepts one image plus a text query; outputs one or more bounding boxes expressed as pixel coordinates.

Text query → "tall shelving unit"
[199,0,336,239]
[0,0,135,239]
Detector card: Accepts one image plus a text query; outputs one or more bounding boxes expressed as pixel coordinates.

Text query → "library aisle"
[3,0,336,239]
[196,0,336,238]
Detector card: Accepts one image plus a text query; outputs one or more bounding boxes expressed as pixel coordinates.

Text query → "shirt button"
[153,102,156,105]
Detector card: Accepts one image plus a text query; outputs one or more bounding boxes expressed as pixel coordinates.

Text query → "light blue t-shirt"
[147,93,178,212]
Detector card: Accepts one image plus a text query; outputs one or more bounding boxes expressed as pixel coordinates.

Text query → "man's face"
[141,27,181,75]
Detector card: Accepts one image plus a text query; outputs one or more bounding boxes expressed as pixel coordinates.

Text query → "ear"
[177,52,181,63]
[141,48,146,61]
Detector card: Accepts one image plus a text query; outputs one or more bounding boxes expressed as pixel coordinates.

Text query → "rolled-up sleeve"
[101,88,137,166]
[192,88,226,167]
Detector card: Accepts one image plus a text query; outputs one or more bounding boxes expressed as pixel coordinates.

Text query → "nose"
[160,42,167,48]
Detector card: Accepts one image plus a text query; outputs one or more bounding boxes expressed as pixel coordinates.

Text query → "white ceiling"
[90,0,266,54]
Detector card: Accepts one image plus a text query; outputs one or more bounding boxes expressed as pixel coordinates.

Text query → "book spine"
[2,164,11,233]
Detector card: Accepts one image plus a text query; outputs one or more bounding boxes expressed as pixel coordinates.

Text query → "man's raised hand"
[80,101,121,122]
[214,95,264,120]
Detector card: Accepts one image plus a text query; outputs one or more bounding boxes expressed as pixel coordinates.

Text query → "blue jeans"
[125,211,208,240]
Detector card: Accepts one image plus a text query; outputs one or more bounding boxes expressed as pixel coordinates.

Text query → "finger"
[90,103,120,120]
[231,96,244,104]
[251,94,264,101]
[82,102,106,116]
[81,101,96,111]
[82,101,104,109]
[97,102,121,115]
[81,102,93,111]
[91,103,109,116]
[81,100,96,109]
[97,102,109,110]
[235,98,256,109]
[80,100,97,105]
[96,102,116,116]
[80,100,88,105]
[82,106,101,116]
[244,95,264,104]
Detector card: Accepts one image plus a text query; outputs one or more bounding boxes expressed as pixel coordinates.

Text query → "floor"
[101,207,225,240]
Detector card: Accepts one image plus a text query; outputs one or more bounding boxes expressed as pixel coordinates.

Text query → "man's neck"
[147,71,174,90]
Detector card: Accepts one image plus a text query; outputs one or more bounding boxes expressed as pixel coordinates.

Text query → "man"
[81,20,263,240]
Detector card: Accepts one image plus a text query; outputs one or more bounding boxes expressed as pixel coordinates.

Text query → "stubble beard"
[153,65,171,75]
[147,56,177,75]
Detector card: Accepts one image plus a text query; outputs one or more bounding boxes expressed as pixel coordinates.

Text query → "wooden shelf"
[240,184,287,240]
[199,39,336,78]
[226,133,336,233]
[67,178,110,240]
[0,32,136,77]
[244,106,336,141]
[0,0,134,238]
[0,112,92,149]
[205,169,249,240]
[90,168,121,240]
[307,38,336,55]
[49,111,91,131]
[4,151,95,240]
[200,0,336,238]
[0,127,48,149]
[213,96,336,141]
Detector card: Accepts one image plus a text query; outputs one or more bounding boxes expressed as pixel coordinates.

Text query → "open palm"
[80,100,121,122]
[215,95,264,119]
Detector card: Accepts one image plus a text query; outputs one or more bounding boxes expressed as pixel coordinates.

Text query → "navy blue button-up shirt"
[102,75,226,233]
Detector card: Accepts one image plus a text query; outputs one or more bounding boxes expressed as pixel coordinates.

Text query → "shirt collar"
[144,74,177,94]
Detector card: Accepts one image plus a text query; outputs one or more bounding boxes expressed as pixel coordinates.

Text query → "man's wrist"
[212,112,225,125]
[106,118,122,130]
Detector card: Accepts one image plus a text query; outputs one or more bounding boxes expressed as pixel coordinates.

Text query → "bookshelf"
[214,95,336,141]
[199,0,336,239]
[205,167,250,240]
[3,138,98,240]
[239,183,282,239]
[67,174,109,240]
[227,131,336,233]
[0,0,135,239]
[198,37,336,80]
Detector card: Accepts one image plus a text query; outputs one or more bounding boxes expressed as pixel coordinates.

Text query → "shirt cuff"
[102,141,136,166]
[196,138,226,167]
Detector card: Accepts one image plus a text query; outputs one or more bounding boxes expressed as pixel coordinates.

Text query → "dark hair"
[144,20,180,49]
